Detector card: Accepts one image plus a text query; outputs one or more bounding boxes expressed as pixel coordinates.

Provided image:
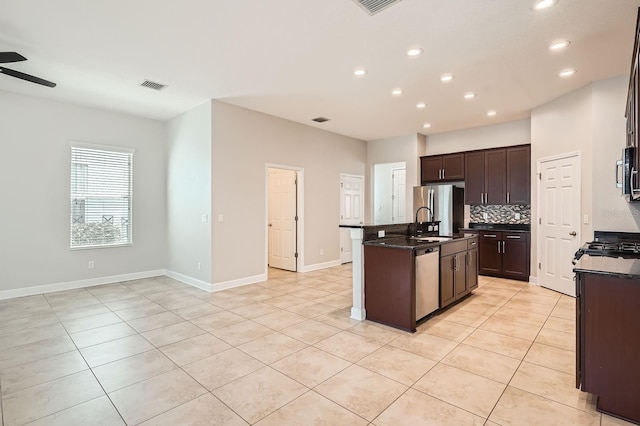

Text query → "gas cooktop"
[574,231,640,263]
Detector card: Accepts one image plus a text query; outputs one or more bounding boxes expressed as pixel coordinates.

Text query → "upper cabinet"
[506,145,531,204]
[463,145,530,205]
[420,153,464,184]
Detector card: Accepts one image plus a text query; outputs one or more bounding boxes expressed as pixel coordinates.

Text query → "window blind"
[70,144,133,249]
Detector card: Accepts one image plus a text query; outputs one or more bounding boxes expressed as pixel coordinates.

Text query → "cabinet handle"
[497,241,501,253]
[470,241,477,245]
[502,241,506,253]
[484,234,497,238]
[507,192,510,203]
[442,169,445,179]
[453,255,457,271]
[506,235,520,239]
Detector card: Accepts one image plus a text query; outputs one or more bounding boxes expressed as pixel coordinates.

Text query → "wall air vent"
[139,80,167,91]
[353,0,402,15]
[312,117,330,123]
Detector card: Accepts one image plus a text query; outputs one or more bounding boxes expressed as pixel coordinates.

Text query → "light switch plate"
[483,213,488,220]
[217,214,224,223]
[583,214,589,224]
[201,214,208,223]
[378,230,385,238]
[515,213,521,220]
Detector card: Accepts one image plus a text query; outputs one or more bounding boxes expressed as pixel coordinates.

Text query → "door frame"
[536,150,581,293]
[265,164,304,275]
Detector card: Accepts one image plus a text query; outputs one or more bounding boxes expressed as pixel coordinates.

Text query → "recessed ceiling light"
[407,48,423,57]
[440,73,454,83]
[354,69,367,76]
[533,0,557,11]
[559,68,576,78]
[464,92,476,100]
[392,89,403,96]
[549,40,570,51]
[416,102,427,109]
[422,123,432,129]
[487,110,497,117]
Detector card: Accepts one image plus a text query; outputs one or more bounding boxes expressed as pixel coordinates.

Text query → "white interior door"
[392,168,406,223]
[268,168,297,271]
[340,174,364,263]
[538,153,581,296]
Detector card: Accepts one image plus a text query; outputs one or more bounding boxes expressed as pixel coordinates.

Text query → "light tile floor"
[0,266,635,425]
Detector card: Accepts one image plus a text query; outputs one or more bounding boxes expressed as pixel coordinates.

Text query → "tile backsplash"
[469,204,531,224]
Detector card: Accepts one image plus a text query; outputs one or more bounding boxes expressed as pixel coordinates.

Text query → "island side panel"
[364,245,415,332]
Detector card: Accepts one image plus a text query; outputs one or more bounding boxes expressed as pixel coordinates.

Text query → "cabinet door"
[465,151,485,205]
[467,248,478,291]
[421,156,443,183]
[440,254,456,308]
[485,149,507,204]
[454,252,468,298]
[479,232,502,275]
[502,233,529,279]
[442,153,465,181]
[506,146,531,204]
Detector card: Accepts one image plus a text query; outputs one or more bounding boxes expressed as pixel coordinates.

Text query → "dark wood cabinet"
[440,238,478,309]
[464,145,530,205]
[478,231,530,281]
[364,245,415,332]
[464,151,485,205]
[576,272,640,424]
[420,153,464,184]
[467,246,478,291]
[626,10,640,196]
[506,145,531,204]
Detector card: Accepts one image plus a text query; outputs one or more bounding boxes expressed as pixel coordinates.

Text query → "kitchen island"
[363,233,478,332]
[573,255,640,424]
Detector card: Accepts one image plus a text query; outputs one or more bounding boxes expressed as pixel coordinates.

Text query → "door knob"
[569,231,577,236]
[268,224,273,227]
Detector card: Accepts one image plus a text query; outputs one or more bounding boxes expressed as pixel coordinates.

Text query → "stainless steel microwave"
[617,147,638,201]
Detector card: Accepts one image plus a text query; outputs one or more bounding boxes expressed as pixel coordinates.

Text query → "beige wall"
[0,91,167,292]
[366,134,422,223]
[166,101,212,284]
[211,101,366,283]
[591,76,640,231]
[425,119,531,155]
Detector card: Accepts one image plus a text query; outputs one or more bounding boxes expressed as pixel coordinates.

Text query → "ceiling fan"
[0,52,56,88]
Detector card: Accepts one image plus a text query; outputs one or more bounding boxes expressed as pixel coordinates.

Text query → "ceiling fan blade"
[0,67,56,88]
[0,52,27,64]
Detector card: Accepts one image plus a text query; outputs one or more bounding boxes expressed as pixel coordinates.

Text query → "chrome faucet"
[414,206,433,236]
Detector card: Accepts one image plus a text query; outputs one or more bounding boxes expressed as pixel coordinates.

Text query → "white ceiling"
[0,0,638,141]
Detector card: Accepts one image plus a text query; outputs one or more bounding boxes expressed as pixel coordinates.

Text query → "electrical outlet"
[378,230,385,238]
[88,261,94,269]
[217,214,224,223]
[515,212,521,220]
[483,212,488,220]
[197,262,201,270]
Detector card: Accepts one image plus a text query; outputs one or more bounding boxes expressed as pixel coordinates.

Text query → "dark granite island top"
[573,254,640,279]
[363,233,478,250]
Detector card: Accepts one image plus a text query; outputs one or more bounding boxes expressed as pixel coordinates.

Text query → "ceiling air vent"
[139,80,167,91]
[353,0,401,15]
[312,117,330,123]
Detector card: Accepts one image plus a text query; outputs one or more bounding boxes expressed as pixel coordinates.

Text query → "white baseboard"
[165,270,213,292]
[529,275,538,285]
[350,307,366,321]
[210,273,268,292]
[301,259,341,273]
[0,270,165,301]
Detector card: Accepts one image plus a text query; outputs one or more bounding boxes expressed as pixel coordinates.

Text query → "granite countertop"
[461,223,531,233]
[363,233,477,250]
[573,254,640,279]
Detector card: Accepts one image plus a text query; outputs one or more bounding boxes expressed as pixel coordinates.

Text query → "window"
[70,143,134,249]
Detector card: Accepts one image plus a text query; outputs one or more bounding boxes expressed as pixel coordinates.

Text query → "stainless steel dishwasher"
[415,246,440,320]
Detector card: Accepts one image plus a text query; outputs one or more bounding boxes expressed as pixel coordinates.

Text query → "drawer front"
[441,240,468,257]
[503,232,529,242]
[467,237,478,250]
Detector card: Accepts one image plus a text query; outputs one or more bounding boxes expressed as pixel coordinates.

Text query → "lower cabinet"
[441,238,478,309]
[576,272,640,424]
[478,231,529,280]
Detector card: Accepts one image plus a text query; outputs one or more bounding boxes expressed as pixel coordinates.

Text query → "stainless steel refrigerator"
[413,185,465,235]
